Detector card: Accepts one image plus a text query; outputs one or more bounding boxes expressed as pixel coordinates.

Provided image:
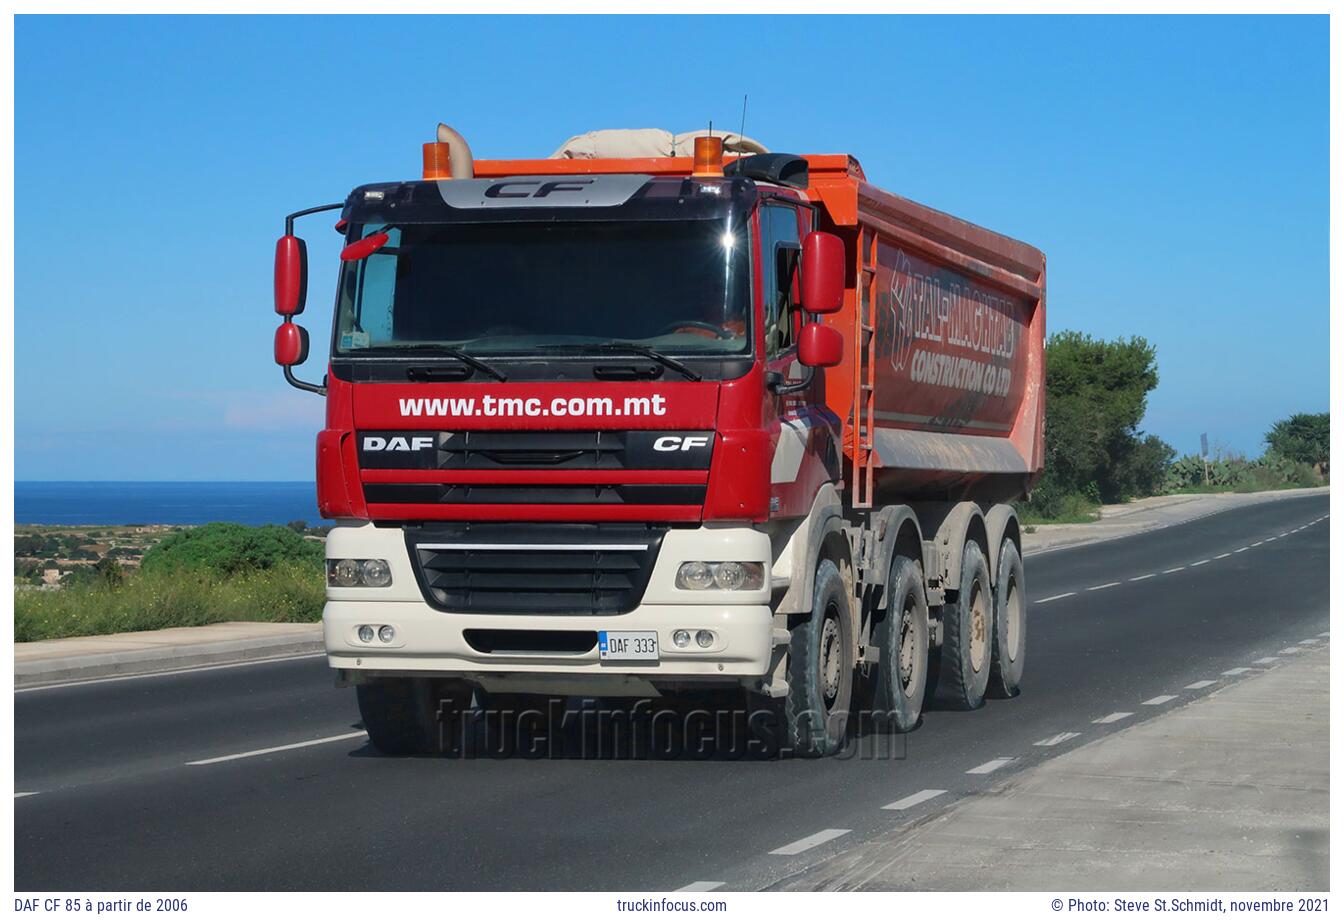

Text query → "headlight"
[328,559,393,588]
[675,561,765,591]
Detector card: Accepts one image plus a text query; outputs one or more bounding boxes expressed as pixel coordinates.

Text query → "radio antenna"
[739,94,748,140]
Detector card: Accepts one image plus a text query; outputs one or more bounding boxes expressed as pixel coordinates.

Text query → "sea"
[14,482,322,527]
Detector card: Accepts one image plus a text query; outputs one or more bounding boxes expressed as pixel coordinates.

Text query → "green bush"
[141,522,323,576]
[1265,413,1329,467]
[14,561,324,642]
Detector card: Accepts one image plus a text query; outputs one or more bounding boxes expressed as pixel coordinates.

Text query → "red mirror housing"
[798,322,843,368]
[274,235,308,316]
[340,232,390,262]
[274,322,310,367]
[801,231,845,315]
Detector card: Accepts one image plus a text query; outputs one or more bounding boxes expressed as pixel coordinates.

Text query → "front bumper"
[323,522,774,693]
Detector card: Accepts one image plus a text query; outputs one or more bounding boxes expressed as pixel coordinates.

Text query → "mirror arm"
[284,365,326,397]
[285,203,344,236]
[768,364,815,395]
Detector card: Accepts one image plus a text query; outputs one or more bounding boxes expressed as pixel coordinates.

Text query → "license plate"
[598,630,659,661]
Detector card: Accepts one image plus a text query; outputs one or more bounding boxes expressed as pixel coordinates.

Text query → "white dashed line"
[1251,542,1263,547]
[14,792,39,799]
[966,757,1015,775]
[677,882,725,892]
[1252,657,1280,665]
[1087,582,1121,591]
[1214,553,1231,559]
[1093,712,1133,724]
[1222,667,1252,676]
[186,731,367,766]
[1235,547,1249,553]
[1265,537,1277,543]
[1319,632,1330,638]
[1129,573,1157,581]
[1036,592,1076,604]
[770,828,851,856]
[1185,680,1216,690]
[1163,567,1186,574]
[1278,647,1303,655]
[882,789,947,811]
[1299,639,1321,645]
[1142,695,1179,706]
[1279,533,1289,538]
[1191,559,1209,566]
[1034,732,1081,747]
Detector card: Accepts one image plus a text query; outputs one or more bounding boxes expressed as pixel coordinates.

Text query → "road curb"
[15,632,325,689]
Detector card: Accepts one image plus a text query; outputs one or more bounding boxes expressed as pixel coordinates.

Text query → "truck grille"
[404,523,666,615]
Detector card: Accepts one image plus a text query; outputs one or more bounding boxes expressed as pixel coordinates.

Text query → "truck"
[271,123,1046,757]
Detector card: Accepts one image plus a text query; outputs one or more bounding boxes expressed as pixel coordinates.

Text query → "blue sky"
[15,14,1329,480]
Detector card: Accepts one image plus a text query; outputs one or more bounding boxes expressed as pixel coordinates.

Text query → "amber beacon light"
[692,135,724,177]
[422,141,453,180]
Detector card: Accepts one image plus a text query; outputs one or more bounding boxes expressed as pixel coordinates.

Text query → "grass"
[1016,492,1102,526]
[14,562,324,642]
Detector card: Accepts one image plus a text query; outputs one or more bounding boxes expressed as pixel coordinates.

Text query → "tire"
[357,678,471,756]
[778,558,856,757]
[936,541,993,710]
[871,555,929,733]
[988,539,1027,699]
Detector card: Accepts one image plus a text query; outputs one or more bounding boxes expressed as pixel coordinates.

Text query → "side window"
[760,204,802,357]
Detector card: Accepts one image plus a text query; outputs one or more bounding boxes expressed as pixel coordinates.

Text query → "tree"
[1035,331,1168,504]
[93,557,126,588]
[286,520,308,533]
[1265,413,1329,467]
[141,522,324,576]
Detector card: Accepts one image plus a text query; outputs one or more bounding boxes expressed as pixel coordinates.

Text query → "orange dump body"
[469,153,1046,506]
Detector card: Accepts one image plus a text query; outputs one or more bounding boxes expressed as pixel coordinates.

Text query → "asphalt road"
[14,493,1331,891]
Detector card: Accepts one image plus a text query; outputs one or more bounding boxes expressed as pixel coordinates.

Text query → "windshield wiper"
[391,345,508,381]
[538,342,702,382]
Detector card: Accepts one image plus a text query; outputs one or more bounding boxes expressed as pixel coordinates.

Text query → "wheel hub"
[820,614,842,703]
[969,583,988,673]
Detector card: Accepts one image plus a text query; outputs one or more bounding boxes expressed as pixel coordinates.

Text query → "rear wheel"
[937,541,993,710]
[872,555,929,733]
[357,678,472,756]
[989,539,1027,698]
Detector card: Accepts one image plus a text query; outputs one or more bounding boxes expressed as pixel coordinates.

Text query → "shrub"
[1265,413,1329,467]
[141,522,323,576]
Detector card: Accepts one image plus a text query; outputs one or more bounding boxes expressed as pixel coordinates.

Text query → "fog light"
[362,559,392,587]
[357,625,375,643]
[377,625,395,644]
[696,629,714,648]
[332,558,361,587]
[676,561,715,590]
[673,629,691,648]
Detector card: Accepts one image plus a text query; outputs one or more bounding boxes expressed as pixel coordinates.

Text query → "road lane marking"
[1129,573,1157,581]
[1214,553,1231,559]
[1235,547,1249,553]
[14,792,39,799]
[676,882,725,892]
[186,731,367,766]
[1191,559,1209,566]
[1251,542,1263,547]
[1093,712,1132,724]
[1185,680,1217,690]
[1278,647,1303,655]
[1299,639,1321,645]
[1087,582,1121,591]
[1222,667,1252,675]
[966,757,1014,775]
[770,828,851,856]
[1036,592,1076,604]
[1034,732,1081,747]
[1319,632,1330,638]
[1279,532,1289,537]
[1265,537,1277,542]
[882,789,947,811]
[15,652,327,694]
[1252,657,1280,665]
[1163,567,1185,574]
[1142,695,1178,706]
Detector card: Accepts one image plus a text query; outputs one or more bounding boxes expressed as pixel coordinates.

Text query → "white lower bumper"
[322,522,775,691]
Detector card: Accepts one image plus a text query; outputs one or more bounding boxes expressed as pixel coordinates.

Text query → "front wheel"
[777,558,856,757]
[357,678,471,756]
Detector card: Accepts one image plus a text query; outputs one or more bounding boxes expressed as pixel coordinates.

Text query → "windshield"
[334,218,751,357]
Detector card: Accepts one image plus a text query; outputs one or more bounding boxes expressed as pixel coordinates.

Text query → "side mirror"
[801,231,845,315]
[340,232,390,262]
[274,235,308,316]
[798,322,843,368]
[274,322,310,367]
